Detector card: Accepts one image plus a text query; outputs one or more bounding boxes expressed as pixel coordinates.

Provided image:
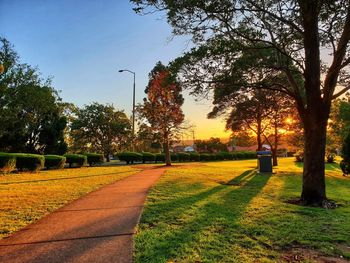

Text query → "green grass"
[134,158,350,262]
[0,166,140,238]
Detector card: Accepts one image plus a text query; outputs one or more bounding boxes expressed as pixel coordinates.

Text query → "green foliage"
[199,153,216,161]
[170,153,178,162]
[14,153,45,172]
[142,152,156,163]
[70,103,132,161]
[177,152,190,162]
[44,155,66,169]
[189,152,200,161]
[83,153,104,166]
[117,152,142,164]
[0,153,16,174]
[194,137,226,153]
[155,153,165,163]
[63,154,87,168]
[0,38,67,154]
[215,152,231,160]
[340,160,350,175]
[341,132,350,175]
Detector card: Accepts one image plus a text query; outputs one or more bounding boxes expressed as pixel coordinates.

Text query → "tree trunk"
[301,115,327,205]
[164,134,171,166]
[106,152,110,162]
[272,148,278,166]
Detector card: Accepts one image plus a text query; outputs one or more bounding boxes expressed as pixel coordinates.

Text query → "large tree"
[0,38,67,154]
[70,103,131,161]
[138,62,185,166]
[132,0,350,206]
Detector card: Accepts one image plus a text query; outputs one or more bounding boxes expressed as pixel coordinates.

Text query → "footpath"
[0,166,167,263]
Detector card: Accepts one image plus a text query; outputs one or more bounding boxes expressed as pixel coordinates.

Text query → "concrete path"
[0,166,167,263]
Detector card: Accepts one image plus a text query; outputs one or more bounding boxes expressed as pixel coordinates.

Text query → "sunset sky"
[0,0,230,140]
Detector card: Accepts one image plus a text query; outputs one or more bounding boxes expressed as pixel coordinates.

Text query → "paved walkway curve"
[0,166,167,263]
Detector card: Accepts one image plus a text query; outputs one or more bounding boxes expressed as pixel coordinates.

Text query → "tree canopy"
[132,0,350,206]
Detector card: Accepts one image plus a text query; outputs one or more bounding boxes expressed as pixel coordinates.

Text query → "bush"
[15,153,45,172]
[177,152,191,162]
[294,151,304,162]
[155,153,165,163]
[235,152,245,160]
[340,160,350,175]
[64,154,87,168]
[170,153,178,162]
[190,152,200,162]
[199,153,211,161]
[44,155,66,169]
[216,152,231,160]
[0,153,16,174]
[117,152,142,164]
[142,152,156,163]
[243,151,257,159]
[326,153,335,163]
[84,153,104,166]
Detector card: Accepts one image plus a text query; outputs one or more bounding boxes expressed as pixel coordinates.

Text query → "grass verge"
[134,158,350,262]
[0,166,140,238]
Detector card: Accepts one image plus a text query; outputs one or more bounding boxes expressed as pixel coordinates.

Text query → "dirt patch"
[280,247,348,263]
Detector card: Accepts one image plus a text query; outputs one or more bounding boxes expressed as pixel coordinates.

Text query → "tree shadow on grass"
[135,170,272,262]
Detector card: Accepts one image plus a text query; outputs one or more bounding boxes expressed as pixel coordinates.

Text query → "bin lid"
[257,151,272,155]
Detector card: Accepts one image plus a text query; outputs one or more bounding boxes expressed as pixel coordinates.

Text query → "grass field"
[0,166,140,239]
[134,158,350,262]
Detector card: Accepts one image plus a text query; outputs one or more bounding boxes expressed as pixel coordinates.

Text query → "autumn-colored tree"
[138,62,184,166]
[132,0,350,206]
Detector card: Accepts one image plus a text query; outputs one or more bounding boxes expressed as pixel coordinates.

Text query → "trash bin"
[257,151,272,173]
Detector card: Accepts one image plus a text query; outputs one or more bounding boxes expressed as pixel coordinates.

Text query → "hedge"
[15,153,45,172]
[0,153,16,174]
[177,152,191,162]
[64,154,87,168]
[44,155,66,169]
[170,153,178,162]
[155,153,165,163]
[142,152,156,163]
[117,152,142,164]
[190,152,200,162]
[84,153,104,166]
[216,152,231,160]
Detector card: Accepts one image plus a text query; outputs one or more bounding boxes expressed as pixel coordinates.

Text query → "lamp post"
[118,69,136,151]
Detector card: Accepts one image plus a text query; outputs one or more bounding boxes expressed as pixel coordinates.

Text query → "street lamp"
[118,69,136,151]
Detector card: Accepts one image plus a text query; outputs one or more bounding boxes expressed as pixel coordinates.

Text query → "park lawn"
[0,165,140,239]
[134,158,350,262]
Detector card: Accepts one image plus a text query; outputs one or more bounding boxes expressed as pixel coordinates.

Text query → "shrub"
[235,152,245,160]
[64,154,87,168]
[326,153,335,163]
[341,132,350,175]
[155,153,165,163]
[84,153,104,166]
[170,153,178,162]
[190,152,200,162]
[177,152,191,162]
[44,155,66,169]
[199,153,211,161]
[142,152,156,163]
[340,160,350,176]
[117,152,142,164]
[216,152,231,160]
[15,153,45,172]
[243,151,257,159]
[294,151,304,162]
[0,153,16,174]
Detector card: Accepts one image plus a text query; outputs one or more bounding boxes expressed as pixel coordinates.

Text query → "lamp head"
[118,70,124,72]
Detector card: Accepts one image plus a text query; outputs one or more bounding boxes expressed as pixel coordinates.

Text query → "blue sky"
[0,0,230,139]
